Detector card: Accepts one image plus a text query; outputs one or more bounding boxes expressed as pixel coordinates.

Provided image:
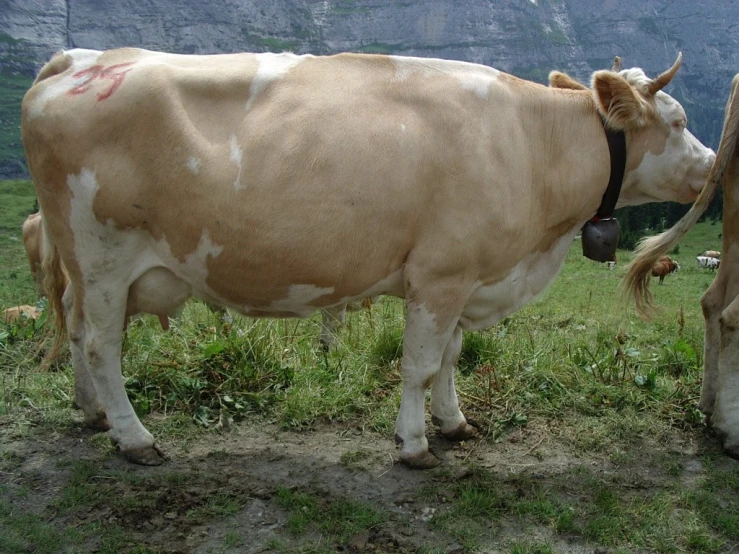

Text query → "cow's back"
[22,48,543,311]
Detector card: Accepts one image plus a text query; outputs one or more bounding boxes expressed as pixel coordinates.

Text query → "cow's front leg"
[79,284,165,465]
[700,280,725,417]
[395,299,460,469]
[712,295,739,458]
[430,326,476,441]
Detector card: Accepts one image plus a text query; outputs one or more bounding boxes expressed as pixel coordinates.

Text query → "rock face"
[2,0,738,177]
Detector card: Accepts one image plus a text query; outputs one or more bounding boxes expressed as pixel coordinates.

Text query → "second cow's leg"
[700,279,726,417]
[712,294,739,458]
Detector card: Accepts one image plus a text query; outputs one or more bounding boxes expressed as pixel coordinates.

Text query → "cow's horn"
[647,52,682,95]
[611,56,622,72]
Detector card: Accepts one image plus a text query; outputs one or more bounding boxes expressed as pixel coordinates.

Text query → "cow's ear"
[549,71,588,91]
[591,71,647,130]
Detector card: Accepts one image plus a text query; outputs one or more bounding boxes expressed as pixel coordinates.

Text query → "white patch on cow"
[389,55,498,98]
[245,52,307,112]
[187,156,201,174]
[154,230,224,293]
[229,135,245,190]
[26,49,103,119]
[621,148,682,206]
[621,92,714,205]
[458,72,494,99]
[269,284,335,317]
[67,169,157,285]
[459,228,580,330]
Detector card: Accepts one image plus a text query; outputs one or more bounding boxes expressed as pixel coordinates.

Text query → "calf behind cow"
[23,48,713,467]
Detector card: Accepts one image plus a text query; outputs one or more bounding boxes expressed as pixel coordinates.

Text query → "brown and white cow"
[625,73,739,458]
[22,48,713,467]
[651,255,680,284]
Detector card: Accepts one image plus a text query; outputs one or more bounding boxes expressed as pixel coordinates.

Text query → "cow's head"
[591,53,715,206]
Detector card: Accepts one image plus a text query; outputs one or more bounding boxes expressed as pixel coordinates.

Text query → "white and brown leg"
[430,326,476,441]
[65,285,109,431]
[79,281,164,465]
[712,294,739,458]
[320,304,346,351]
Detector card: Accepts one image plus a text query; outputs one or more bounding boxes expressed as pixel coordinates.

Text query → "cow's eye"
[672,120,686,131]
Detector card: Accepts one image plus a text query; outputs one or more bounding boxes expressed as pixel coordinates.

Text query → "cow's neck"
[592,120,626,222]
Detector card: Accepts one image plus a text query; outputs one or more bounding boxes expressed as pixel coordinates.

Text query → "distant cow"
[3,304,42,324]
[23,48,713,468]
[651,256,680,284]
[697,256,721,270]
[701,250,721,259]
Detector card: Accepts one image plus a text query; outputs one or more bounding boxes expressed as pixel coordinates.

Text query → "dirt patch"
[0,412,735,553]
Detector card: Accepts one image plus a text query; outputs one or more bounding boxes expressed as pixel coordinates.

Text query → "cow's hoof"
[402,451,442,469]
[121,444,167,466]
[441,422,478,442]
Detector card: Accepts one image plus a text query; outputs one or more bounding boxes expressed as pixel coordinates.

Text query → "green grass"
[275,486,386,542]
[0,179,37,305]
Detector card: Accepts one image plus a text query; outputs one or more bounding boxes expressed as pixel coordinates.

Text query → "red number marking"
[68,62,135,101]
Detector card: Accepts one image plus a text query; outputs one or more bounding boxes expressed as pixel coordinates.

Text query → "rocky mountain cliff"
[1,0,738,177]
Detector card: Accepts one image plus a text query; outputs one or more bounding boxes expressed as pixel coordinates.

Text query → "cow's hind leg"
[80,281,164,465]
[65,286,109,431]
[430,326,477,441]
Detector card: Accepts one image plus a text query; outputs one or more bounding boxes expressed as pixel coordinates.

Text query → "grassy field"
[0,178,737,553]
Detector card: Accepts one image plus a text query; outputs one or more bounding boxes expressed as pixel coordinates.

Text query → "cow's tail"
[624,73,739,318]
[40,214,68,369]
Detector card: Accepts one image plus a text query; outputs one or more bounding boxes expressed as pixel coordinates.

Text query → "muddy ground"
[1,410,736,554]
